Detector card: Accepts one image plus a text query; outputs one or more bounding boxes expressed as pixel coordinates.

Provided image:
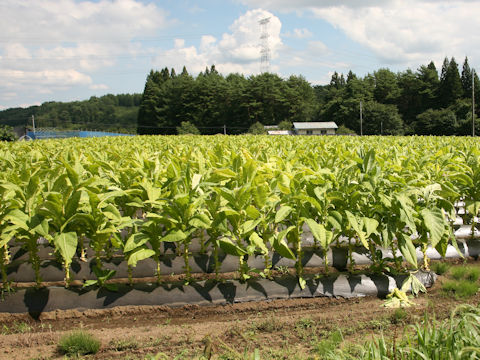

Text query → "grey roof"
[293,122,338,130]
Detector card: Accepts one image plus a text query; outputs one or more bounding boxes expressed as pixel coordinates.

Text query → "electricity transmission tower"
[259,17,271,73]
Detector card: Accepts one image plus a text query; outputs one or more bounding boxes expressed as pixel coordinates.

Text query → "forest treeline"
[1,56,479,136]
[0,93,142,134]
[138,57,480,135]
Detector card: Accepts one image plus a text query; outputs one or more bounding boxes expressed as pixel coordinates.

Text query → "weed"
[451,266,468,280]
[274,265,290,275]
[442,280,479,298]
[314,330,343,357]
[108,338,139,351]
[250,316,284,333]
[466,266,480,282]
[431,261,450,275]
[58,330,101,356]
[391,308,408,324]
[295,317,314,330]
[1,321,32,335]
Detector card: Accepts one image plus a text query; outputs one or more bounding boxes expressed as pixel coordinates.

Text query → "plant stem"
[154,255,162,284]
[183,241,191,281]
[28,239,42,287]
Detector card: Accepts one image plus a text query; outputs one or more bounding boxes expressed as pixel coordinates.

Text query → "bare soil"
[1,264,479,360]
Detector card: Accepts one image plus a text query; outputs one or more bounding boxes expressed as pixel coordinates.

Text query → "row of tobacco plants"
[0,135,479,289]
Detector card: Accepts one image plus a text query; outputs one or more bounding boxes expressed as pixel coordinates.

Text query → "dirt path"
[0,273,479,360]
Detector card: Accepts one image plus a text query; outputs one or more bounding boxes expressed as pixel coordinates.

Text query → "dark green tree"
[438,57,463,107]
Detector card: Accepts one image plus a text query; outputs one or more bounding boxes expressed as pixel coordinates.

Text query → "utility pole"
[32,115,36,135]
[359,101,363,136]
[473,70,476,137]
[223,124,226,135]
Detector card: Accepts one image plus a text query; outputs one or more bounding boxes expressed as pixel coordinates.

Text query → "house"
[293,122,338,135]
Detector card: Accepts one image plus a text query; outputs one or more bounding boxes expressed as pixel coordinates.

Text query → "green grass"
[431,261,451,275]
[450,266,469,280]
[441,265,480,299]
[442,280,479,298]
[58,330,101,356]
[306,304,480,360]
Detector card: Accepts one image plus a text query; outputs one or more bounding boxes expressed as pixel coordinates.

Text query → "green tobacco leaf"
[161,230,187,243]
[241,219,261,235]
[363,217,379,237]
[273,230,295,260]
[420,208,446,248]
[65,190,82,219]
[128,248,155,267]
[189,213,212,229]
[191,173,202,190]
[466,201,480,217]
[5,209,29,231]
[275,206,292,223]
[219,238,247,256]
[249,232,268,254]
[398,233,418,268]
[305,219,332,250]
[327,211,342,230]
[124,233,150,253]
[245,205,261,220]
[345,210,368,249]
[53,232,78,266]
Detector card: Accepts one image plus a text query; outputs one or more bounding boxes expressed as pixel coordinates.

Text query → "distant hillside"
[0,93,141,134]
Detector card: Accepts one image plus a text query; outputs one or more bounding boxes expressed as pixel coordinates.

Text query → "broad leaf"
[305,218,332,250]
[128,248,155,267]
[420,208,446,248]
[53,232,78,266]
[219,238,247,256]
[275,206,292,223]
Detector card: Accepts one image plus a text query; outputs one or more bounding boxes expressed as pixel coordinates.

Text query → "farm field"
[1,135,480,358]
[0,260,479,359]
[1,135,480,287]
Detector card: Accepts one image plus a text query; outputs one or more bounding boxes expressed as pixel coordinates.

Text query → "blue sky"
[2,0,480,109]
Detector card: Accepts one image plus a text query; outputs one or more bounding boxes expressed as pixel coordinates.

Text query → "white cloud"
[153,9,283,75]
[90,84,109,90]
[0,0,169,105]
[240,0,480,68]
[284,28,313,39]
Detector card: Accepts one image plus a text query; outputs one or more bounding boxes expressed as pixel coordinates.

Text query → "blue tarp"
[26,130,133,139]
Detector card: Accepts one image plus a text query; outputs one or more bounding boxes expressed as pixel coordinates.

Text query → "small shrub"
[431,262,450,275]
[176,121,200,135]
[248,122,267,135]
[314,330,343,357]
[295,317,314,329]
[442,280,479,299]
[108,338,139,351]
[58,330,101,356]
[466,266,480,282]
[391,308,408,324]
[451,266,468,280]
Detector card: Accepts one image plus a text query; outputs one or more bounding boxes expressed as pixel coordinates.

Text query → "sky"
[1,0,480,109]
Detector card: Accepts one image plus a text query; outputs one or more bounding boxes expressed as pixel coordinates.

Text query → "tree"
[277,120,292,131]
[361,101,404,135]
[336,125,356,135]
[0,125,16,141]
[415,108,458,135]
[176,121,200,135]
[248,122,267,134]
[438,57,463,107]
[373,68,400,104]
[461,57,473,97]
